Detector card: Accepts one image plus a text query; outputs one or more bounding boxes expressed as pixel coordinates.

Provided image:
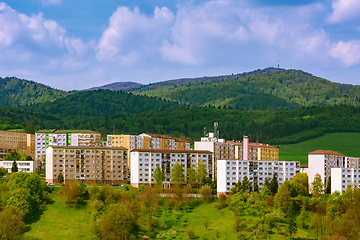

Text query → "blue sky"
[1,0,360,90]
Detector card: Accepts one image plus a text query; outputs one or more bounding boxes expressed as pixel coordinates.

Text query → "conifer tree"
[11,160,18,173]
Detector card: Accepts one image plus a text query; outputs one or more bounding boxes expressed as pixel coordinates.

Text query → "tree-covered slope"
[131,68,360,109]
[24,89,183,117]
[0,77,68,107]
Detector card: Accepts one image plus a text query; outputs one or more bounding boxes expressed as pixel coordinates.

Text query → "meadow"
[279,132,360,164]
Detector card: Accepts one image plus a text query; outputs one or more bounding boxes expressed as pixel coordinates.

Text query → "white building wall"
[331,168,343,193]
[46,147,54,183]
[0,161,35,173]
[308,154,325,186]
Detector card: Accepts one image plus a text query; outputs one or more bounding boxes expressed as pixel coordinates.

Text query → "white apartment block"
[0,160,36,173]
[331,168,360,193]
[46,146,128,185]
[194,133,235,181]
[308,150,352,188]
[36,130,102,161]
[217,160,300,195]
[130,149,213,188]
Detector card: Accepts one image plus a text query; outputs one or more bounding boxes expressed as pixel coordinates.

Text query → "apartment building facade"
[0,160,36,173]
[194,133,235,180]
[217,159,300,195]
[331,168,360,193]
[0,130,35,159]
[46,146,128,185]
[36,130,103,161]
[130,149,213,188]
[308,150,348,187]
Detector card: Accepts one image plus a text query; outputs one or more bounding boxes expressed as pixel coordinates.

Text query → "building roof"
[174,138,190,143]
[308,150,345,156]
[131,149,212,154]
[300,164,308,168]
[141,133,174,139]
[47,146,128,150]
[249,143,278,149]
[36,129,99,134]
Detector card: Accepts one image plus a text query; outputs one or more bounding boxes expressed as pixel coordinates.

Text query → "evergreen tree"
[195,158,207,186]
[11,160,18,173]
[241,176,250,192]
[270,173,279,195]
[264,177,271,189]
[153,165,164,187]
[253,179,259,193]
[325,176,331,194]
[57,172,64,185]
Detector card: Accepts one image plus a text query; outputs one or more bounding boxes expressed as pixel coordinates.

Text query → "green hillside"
[0,77,68,107]
[279,132,360,164]
[23,89,183,117]
[131,68,360,109]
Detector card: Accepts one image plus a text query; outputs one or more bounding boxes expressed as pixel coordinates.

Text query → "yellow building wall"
[161,139,168,150]
[143,136,150,149]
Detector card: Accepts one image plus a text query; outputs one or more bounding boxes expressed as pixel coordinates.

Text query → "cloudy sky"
[1,0,360,90]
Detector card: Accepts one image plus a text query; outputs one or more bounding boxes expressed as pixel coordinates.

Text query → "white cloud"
[96,6,174,63]
[330,40,360,66]
[42,0,62,6]
[327,0,360,23]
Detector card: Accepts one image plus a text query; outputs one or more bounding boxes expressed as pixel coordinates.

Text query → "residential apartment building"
[0,147,15,161]
[308,150,348,188]
[0,160,36,173]
[217,160,300,195]
[46,146,128,185]
[107,133,190,151]
[130,149,213,188]
[194,133,235,180]
[36,130,103,161]
[228,138,279,161]
[331,168,360,193]
[0,130,35,159]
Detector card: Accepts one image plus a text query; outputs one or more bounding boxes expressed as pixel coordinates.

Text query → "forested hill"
[0,77,68,107]
[23,90,183,117]
[130,68,360,109]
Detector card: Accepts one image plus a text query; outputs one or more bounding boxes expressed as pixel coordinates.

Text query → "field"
[23,191,92,240]
[22,189,317,240]
[279,132,360,164]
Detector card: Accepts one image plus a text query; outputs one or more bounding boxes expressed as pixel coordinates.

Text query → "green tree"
[0,206,26,240]
[186,166,196,186]
[264,177,271,189]
[11,160,18,173]
[153,165,164,187]
[195,158,207,186]
[270,173,279,195]
[171,162,185,186]
[0,167,8,177]
[200,185,212,203]
[241,176,250,192]
[311,173,324,198]
[289,172,308,197]
[253,179,259,193]
[57,172,64,185]
[286,201,297,239]
[274,183,291,212]
[60,180,84,207]
[96,201,139,240]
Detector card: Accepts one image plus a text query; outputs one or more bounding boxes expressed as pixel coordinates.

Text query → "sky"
[0,0,360,90]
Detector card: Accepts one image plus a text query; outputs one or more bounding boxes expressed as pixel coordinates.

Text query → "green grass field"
[279,132,360,164]
[23,192,92,240]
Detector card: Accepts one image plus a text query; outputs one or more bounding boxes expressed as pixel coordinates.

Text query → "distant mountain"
[130,68,360,109]
[0,77,68,107]
[86,82,143,91]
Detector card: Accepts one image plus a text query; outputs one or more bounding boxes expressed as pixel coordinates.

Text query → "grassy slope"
[23,193,92,240]
[279,132,360,164]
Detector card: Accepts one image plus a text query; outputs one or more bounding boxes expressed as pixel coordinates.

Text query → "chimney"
[243,136,249,161]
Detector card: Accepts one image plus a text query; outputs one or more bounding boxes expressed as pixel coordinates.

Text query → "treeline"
[133,69,360,109]
[2,103,360,144]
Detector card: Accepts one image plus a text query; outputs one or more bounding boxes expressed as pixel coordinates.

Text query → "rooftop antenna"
[277,58,280,68]
[113,122,115,135]
[203,127,207,137]
[256,131,259,143]
[214,122,219,139]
